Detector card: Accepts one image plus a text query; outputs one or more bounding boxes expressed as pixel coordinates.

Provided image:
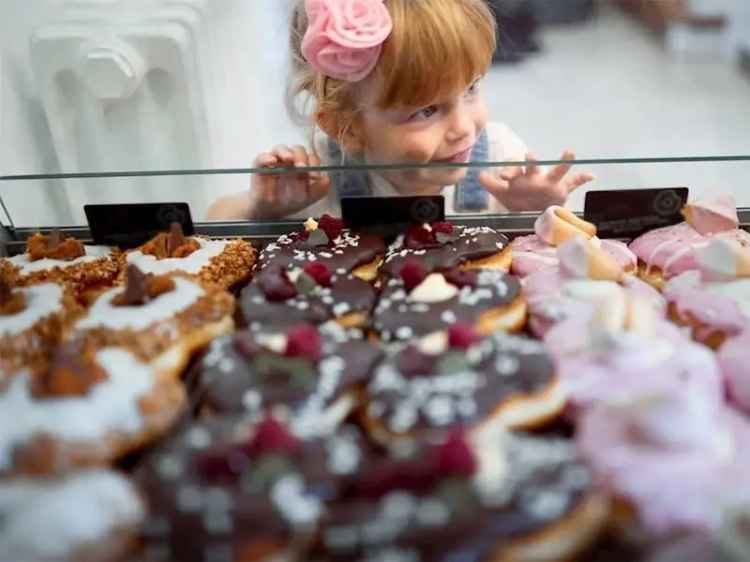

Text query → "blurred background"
[0,0,748,225]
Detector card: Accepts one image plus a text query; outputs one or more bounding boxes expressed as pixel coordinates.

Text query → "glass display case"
[2,1,750,561]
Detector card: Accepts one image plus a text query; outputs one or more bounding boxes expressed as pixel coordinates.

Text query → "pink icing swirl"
[302,0,393,82]
[578,394,750,536]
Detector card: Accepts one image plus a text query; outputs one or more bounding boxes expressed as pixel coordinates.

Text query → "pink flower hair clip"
[301,0,393,83]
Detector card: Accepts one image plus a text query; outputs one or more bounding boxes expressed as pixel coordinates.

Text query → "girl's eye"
[466,80,481,96]
[409,105,438,122]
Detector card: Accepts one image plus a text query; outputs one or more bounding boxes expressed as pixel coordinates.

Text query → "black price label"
[85,203,194,248]
[584,188,689,239]
[341,196,445,236]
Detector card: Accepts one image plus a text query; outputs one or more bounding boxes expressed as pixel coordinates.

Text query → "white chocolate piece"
[409,274,459,304]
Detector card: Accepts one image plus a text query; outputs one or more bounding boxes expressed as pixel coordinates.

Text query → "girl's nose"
[445,104,473,143]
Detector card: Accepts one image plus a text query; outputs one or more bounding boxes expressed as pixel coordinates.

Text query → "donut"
[380,221,511,277]
[0,340,186,476]
[629,194,750,290]
[69,265,235,379]
[361,326,566,447]
[543,289,722,420]
[577,386,750,538]
[240,263,377,331]
[372,260,526,343]
[663,239,750,349]
[258,215,386,282]
[718,328,750,416]
[136,414,370,562]
[312,429,609,562]
[122,222,255,290]
[524,236,664,338]
[0,230,120,302]
[510,206,636,279]
[196,324,383,438]
[0,469,144,562]
[0,277,81,375]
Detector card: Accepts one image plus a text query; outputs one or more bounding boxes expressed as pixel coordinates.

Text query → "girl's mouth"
[434,146,473,164]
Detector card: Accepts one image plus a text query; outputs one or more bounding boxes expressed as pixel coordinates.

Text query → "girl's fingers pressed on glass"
[524,152,540,176]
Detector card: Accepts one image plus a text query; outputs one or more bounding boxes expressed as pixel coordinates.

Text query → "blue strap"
[454,127,490,212]
[328,127,490,211]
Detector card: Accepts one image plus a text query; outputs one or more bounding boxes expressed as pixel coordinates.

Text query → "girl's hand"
[248,145,332,219]
[478,150,594,212]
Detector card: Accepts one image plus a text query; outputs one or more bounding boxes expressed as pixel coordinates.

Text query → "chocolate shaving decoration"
[167,222,185,256]
[46,230,62,249]
[141,222,200,259]
[32,341,107,399]
[26,231,85,261]
[0,276,26,316]
[113,265,176,307]
[115,265,149,306]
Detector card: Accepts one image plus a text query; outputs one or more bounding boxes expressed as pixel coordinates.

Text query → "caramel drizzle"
[113,264,176,307]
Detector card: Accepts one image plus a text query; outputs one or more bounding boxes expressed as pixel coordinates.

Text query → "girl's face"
[358,78,489,195]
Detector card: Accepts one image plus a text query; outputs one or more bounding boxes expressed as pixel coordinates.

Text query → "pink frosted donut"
[546,321,721,420]
[718,329,750,415]
[664,270,750,349]
[510,206,636,279]
[629,195,750,289]
[578,391,750,537]
[511,235,635,279]
[524,270,664,338]
[522,236,665,338]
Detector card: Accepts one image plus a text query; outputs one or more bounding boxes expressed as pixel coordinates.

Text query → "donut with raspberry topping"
[361,330,565,446]
[240,264,377,331]
[380,222,511,278]
[372,261,526,343]
[257,216,386,282]
[197,324,383,438]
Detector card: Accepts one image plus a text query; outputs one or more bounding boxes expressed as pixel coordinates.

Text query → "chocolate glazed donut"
[311,432,609,562]
[361,327,566,446]
[239,264,377,331]
[136,416,370,562]
[258,216,385,282]
[373,261,526,342]
[380,223,511,278]
[197,325,383,438]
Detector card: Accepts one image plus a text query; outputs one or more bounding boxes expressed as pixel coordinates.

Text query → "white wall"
[0,0,303,226]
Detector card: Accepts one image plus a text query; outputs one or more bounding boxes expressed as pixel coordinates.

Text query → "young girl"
[207,0,594,220]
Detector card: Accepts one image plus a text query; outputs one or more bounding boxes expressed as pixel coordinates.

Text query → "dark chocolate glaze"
[136,417,369,562]
[240,272,377,330]
[312,435,595,562]
[381,226,509,278]
[366,332,556,435]
[372,270,522,342]
[258,230,385,274]
[198,327,383,435]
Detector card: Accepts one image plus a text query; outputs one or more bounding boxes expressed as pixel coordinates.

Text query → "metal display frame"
[2,209,750,257]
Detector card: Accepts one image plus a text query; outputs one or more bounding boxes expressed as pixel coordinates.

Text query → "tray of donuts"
[2,195,750,562]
